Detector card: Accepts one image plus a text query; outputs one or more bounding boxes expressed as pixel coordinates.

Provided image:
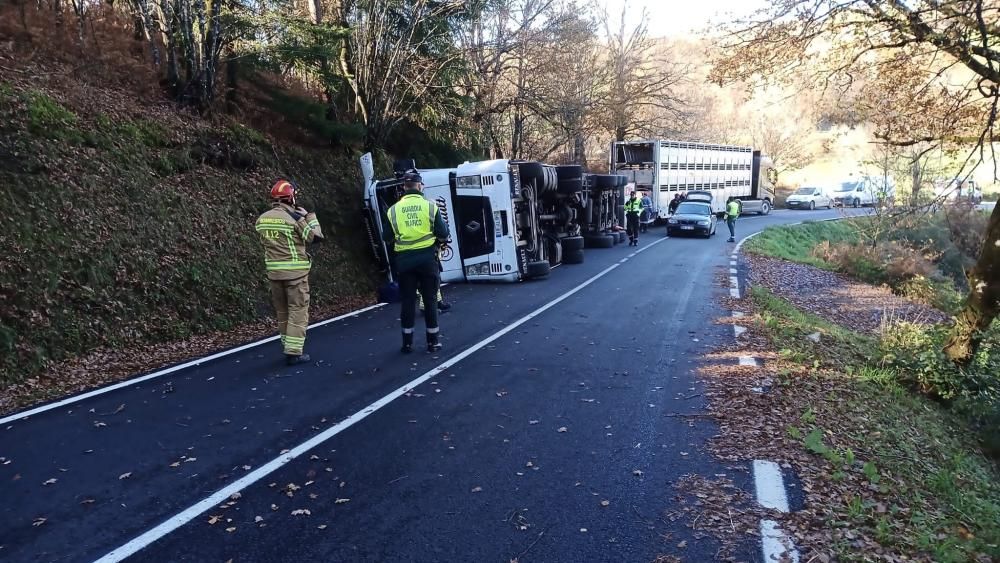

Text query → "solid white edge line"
[0,303,388,426]
[753,460,790,512]
[738,356,759,367]
[94,237,670,563]
[760,519,800,563]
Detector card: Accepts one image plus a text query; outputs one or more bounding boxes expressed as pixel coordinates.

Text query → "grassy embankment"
[741,217,999,561]
[0,78,380,397]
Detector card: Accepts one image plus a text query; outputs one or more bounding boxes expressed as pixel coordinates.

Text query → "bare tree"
[599,4,687,142]
[713,0,1000,366]
[344,0,465,151]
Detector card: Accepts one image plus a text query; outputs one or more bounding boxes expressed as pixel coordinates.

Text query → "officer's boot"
[401,331,414,354]
[286,353,311,366]
[427,330,442,353]
[437,300,452,312]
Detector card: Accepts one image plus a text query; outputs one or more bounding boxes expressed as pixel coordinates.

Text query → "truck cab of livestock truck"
[361,153,523,284]
[610,139,778,218]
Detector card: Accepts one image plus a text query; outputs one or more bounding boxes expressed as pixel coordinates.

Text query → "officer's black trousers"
[400,260,440,332]
[626,213,640,242]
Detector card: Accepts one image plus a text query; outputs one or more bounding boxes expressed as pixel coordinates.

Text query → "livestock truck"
[610,140,778,218]
[361,153,630,285]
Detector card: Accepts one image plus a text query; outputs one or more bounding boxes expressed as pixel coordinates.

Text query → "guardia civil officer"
[384,171,449,353]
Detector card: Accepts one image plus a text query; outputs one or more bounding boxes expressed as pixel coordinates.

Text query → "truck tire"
[526,260,551,279]
[558,177,584,194]
[853,198,860,208]
[563,248,584,264]
[562,235,585,251]
[516,161,544,181]
[584,234,615,249]
[590,174,618,190]
[555,165,583,181]
[760,200,771,215]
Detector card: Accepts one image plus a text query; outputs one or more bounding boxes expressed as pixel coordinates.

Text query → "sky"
[600,0,767,38]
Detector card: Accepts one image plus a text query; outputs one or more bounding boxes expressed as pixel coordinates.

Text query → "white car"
[785,186,832,210]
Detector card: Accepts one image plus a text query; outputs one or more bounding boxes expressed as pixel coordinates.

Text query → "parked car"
[666,198,717,238]
[785,186,832,210]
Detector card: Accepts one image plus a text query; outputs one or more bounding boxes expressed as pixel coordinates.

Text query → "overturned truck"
[361,154,630,284]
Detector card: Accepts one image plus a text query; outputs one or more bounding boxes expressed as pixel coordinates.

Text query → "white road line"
[739,356,759,367]
[729,276,739,288]
[94,237,670,563]
[729,268,738,275]
[760,519,800,562]
[729,260,737,267]
[734,325,747,338]
[0,303,388,426]
[752,460,789,512]
[729,287,740,298]
[733,311,745,318]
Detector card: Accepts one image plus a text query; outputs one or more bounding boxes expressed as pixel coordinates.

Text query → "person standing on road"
[667,193,682,215]
[725,196,742,243]
[256,179,324,365]
[625,191,643,246]
[640,190,653,233]
[385,171,449,353]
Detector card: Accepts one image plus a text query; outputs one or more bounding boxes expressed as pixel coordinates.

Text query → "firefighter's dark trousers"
[270,275,309,356]
[626,213,640,244]
[400,260,440,337]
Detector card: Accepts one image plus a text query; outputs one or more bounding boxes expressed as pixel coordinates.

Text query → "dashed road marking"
[760,519,800,562]
[738,356,760,367]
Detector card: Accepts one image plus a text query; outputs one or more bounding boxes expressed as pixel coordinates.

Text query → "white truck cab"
[362,154,631,286]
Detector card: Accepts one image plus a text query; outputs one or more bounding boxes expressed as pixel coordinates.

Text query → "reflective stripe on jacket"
[256,203,323,281]
[388,194,439,252]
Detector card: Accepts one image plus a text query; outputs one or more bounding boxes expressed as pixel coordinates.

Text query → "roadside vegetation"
[727,213,1000,560]
[748,286,1000,561]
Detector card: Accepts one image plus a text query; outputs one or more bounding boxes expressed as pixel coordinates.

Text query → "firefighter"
[255,179,324,365]
[385,171,449,353]
[625,191,643,246]
[725,196,742,242]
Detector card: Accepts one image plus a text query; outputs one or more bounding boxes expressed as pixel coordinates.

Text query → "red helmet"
[270,179,295,200]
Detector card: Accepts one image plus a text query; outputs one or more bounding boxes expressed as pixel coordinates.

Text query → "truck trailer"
[361,153,630,285]
[610,140,778,219]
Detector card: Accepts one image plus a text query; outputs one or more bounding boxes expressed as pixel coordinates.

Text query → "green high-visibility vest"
[389,194,438,252]
[626,198,643,213]
[727,200,741,218]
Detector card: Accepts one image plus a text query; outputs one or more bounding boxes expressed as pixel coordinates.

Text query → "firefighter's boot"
[286,353,311,366]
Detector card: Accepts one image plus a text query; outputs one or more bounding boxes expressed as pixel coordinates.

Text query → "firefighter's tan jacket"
[255,202,324,281]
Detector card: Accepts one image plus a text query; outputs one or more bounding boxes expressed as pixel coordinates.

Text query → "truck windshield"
[676,203,710,215]
[836,182,859,192]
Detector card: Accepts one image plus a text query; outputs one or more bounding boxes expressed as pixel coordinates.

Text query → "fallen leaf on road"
[677,540,687,549]
[43,478,57,485]
[93,421,107,428]
[471,487,482,493]
[335,498,351,504]
[580,528,587,533]
[208,515,222,525]
[169,462,181,468]
[229,492,241,501]
[557,427,568,433]
[270,504,279,511]
[291,509,311,516]
[633,470,643,476]
[601,500,610,507]
[32,518,46,527]
[254,516,263,523]
[528,420,539,425]
[225,527,236,533]
[118,472,132,480]
[318,524,328,530]
[80,499,95,505]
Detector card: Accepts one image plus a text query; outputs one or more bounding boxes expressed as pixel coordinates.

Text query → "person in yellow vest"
[384,171,449,353]
[625,191,643,246]
[255,180,324,365]
[725,197,742,242]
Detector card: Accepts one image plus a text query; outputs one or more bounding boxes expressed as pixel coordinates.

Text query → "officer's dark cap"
[403,170,423,184]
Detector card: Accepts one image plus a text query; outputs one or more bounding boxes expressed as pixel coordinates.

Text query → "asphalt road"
[0,208,848,563]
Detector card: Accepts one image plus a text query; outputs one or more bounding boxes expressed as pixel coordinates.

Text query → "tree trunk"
[224,56,238,115]
[910,157,921,206]
[943,203,1000,365]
